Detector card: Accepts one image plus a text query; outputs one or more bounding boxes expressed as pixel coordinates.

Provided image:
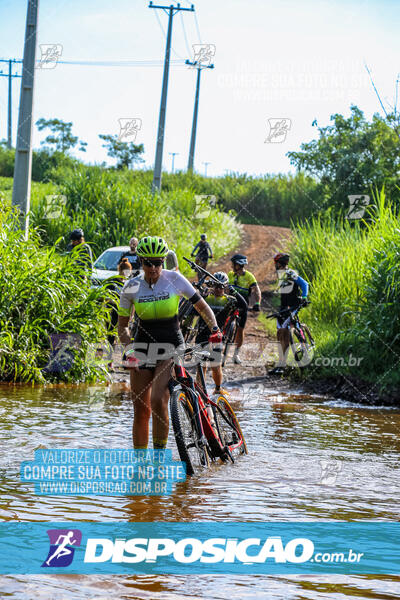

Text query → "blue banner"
[0,522,399,574]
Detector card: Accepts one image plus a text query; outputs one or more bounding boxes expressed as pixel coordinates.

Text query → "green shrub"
[0,142,15,178]
[289,188,400,387]
[0,201,113,383]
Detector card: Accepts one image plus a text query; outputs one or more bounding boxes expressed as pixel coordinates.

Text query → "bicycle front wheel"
[170,388,209,476]
[214,395,248,455]
[222,318,237,366]
[290,325,314,366]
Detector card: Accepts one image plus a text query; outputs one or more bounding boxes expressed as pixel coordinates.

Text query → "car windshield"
[94,250,126,271]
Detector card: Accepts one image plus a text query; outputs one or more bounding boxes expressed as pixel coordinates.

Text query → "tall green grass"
[1,163,321,230]
[28,165,240,272]
[0,202,114,383]
[289,189,400,387]
[161,170,320,226]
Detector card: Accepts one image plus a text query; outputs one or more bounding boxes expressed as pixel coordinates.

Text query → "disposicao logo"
[42,529,82,567]
[83,536,314,564]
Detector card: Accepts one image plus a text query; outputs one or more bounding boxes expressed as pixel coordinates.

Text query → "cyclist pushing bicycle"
[227,254,262,364]
[194,271,248,394]
[268,252,310,375]
[117,236,222,450]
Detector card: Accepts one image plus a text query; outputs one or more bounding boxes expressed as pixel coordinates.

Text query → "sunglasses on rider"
[141,258,164,267]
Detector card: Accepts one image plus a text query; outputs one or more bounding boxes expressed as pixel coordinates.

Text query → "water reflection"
[1,382,400,598]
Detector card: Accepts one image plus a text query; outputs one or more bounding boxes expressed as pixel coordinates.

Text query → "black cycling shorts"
[237,307,247,329]
[132,316,184,369]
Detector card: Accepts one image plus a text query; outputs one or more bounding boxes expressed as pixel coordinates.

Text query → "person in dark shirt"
[67,228,93,273]
[119,237,141,274]
[191,234,213,280]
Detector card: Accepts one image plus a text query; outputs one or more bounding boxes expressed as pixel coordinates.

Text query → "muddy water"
[1,381,400,599]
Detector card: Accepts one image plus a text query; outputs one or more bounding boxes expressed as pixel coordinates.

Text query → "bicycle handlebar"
[265,300,311,319]
[183,256,223,286]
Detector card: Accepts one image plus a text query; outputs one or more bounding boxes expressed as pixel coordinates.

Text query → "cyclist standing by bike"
[195,272,248,393]
[228,254,261,364]
[117,236,222,450]
[269,252,309,375]
[191,234,213,280]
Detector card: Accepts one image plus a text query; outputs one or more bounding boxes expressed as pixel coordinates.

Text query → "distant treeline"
[1,104,398,227]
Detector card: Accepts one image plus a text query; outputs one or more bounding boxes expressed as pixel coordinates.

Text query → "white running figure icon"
[46,531,77,565]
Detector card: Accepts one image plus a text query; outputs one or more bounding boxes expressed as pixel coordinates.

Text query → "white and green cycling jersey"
[118,270,198,322]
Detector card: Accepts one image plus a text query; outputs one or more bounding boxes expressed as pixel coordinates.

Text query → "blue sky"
[0,0,398,176]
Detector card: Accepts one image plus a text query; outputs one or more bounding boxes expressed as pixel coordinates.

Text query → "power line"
[0,57,187,67]
[180,0,202,45]
[58,59,186,66]
[152,7,185,60]
[193,11,202,44]
[364,61,400,140]
[180,11,192,57]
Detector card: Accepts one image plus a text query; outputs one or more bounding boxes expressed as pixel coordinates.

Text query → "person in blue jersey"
[269,253,309,375]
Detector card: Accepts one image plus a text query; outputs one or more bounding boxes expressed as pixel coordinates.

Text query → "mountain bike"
[169,345,247,476]
[179,258,224,344]
[266,301,315,365]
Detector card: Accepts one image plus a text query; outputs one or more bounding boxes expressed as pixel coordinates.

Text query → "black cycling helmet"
[213,271,229,286]
[70,228,84,241]
[231,253,248,266]
[200,233,207,240]
[273,252,289,266]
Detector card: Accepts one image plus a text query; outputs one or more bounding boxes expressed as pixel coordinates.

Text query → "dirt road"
[210,224,290,371]
[211,223,291,291]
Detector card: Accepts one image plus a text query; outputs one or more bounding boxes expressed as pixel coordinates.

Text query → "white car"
[91,245,179,289]
[91,246,141,288]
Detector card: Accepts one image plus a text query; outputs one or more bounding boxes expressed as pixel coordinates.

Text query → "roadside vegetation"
[0,203,113,383]
[289,189,400,390]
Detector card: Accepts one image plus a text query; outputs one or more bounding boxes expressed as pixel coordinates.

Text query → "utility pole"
[202,161,210,177]
[12,0,39,237]
[149,1,194,192]
[0,59,22,148]
[169,151,179,173]
[186,60,214,172]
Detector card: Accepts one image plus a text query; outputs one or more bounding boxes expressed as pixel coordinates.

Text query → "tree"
[287,105,400,213]
[36,118,87,153]
[99,134,144,169]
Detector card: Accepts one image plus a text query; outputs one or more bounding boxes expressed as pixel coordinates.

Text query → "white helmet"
[213,271,229,285]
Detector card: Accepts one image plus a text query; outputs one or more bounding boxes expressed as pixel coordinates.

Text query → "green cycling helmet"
[137,236,169,258]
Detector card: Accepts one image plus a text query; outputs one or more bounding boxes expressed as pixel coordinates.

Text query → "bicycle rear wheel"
[170,388,209,476]
[214,395,248,455]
